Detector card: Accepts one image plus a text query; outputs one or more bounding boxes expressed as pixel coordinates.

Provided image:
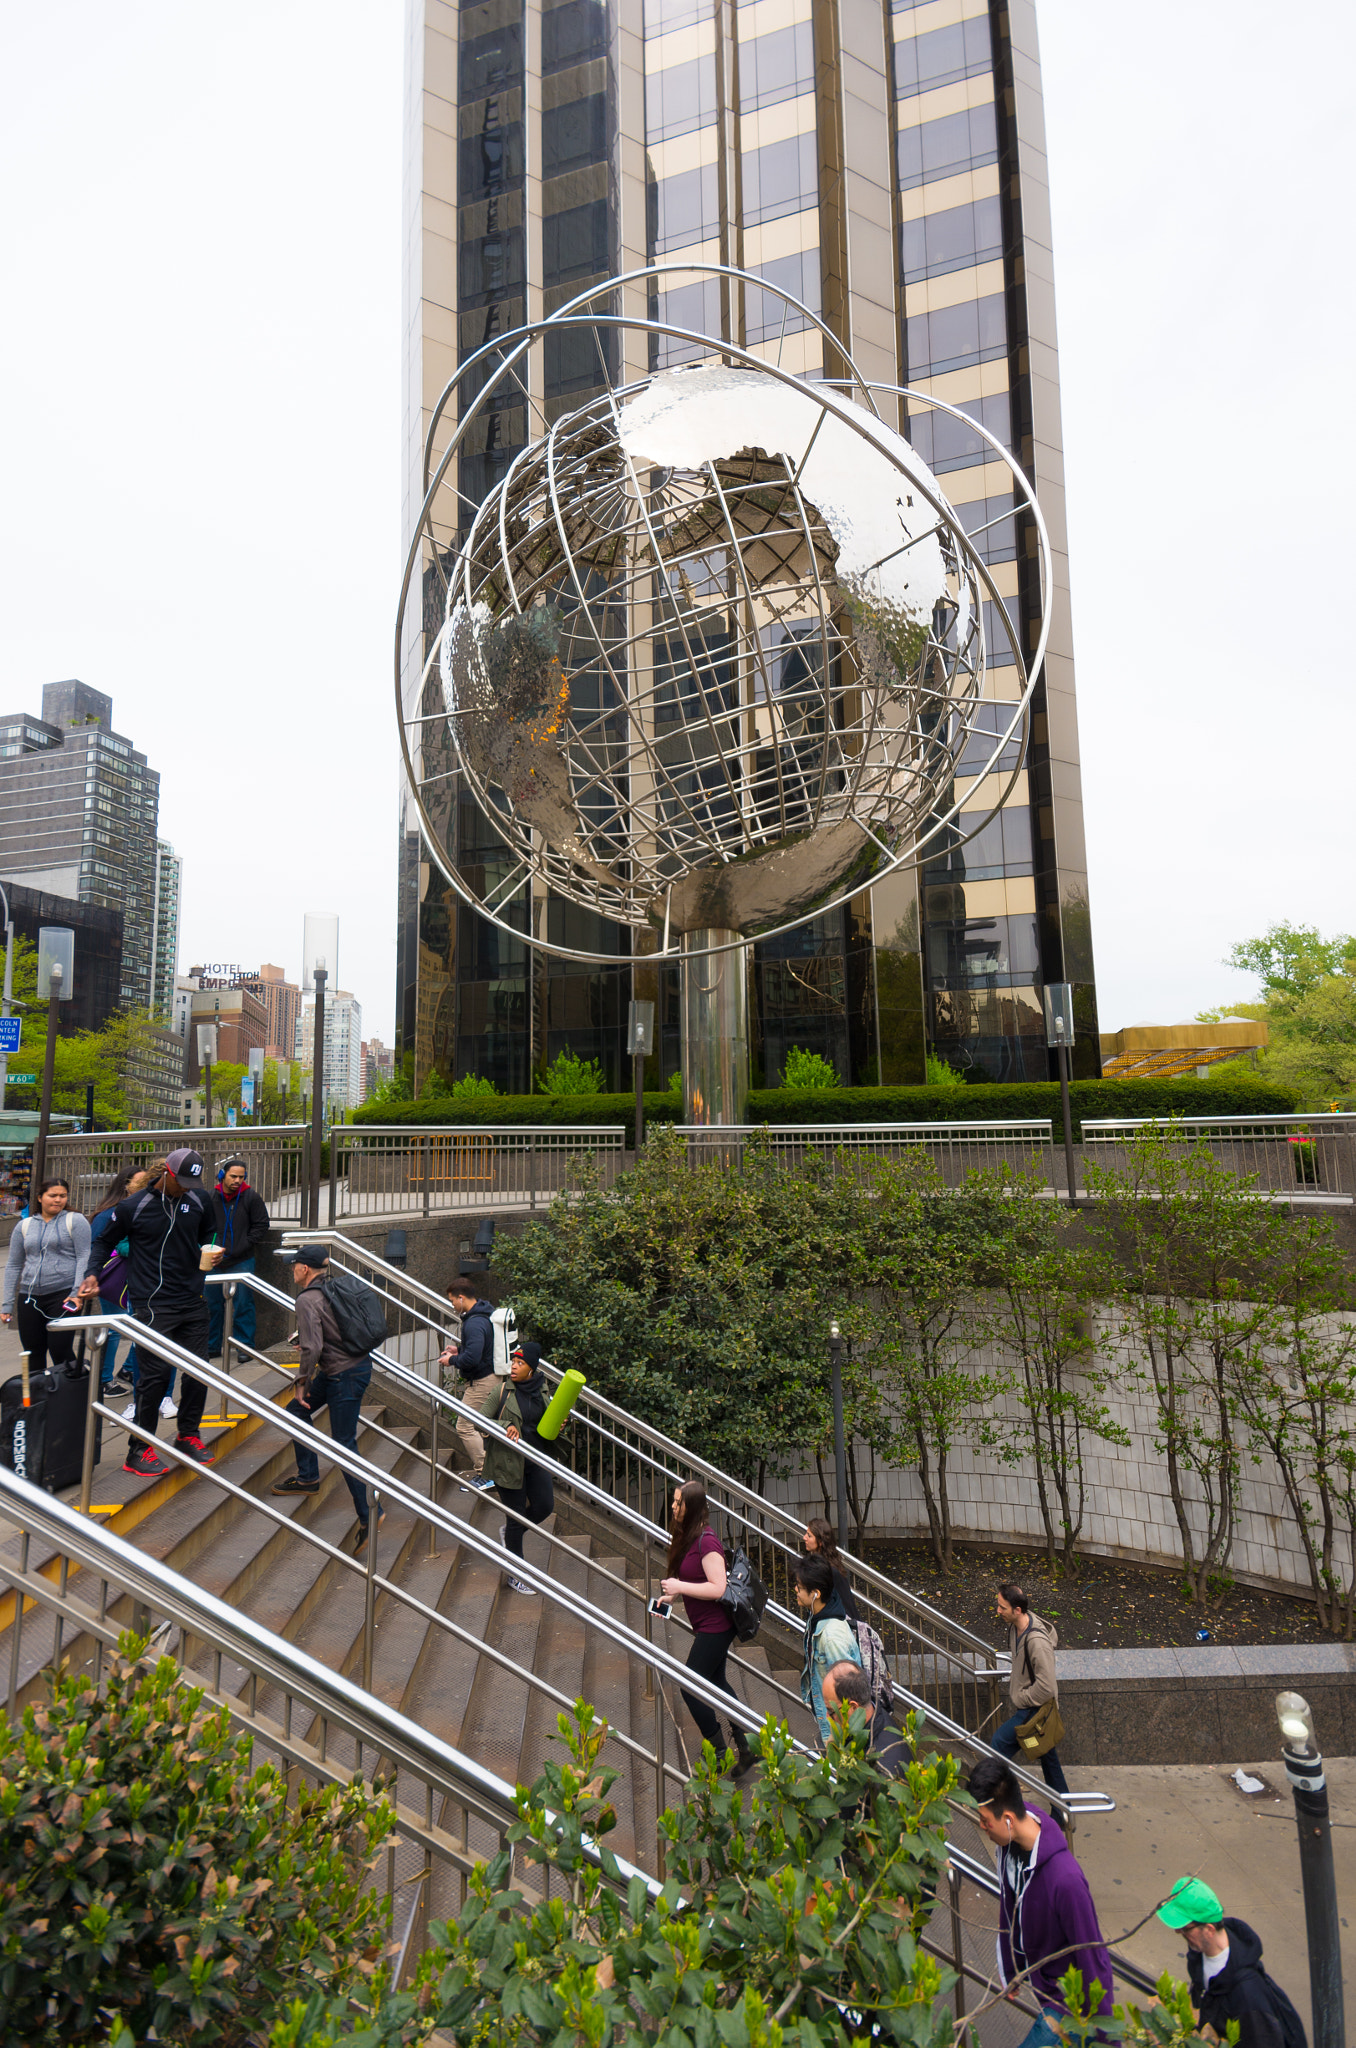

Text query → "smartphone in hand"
[647,1596,671,1619]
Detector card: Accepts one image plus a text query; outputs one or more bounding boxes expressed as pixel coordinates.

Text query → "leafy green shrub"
[267,1704,1223,2048]
[0,1638,395,2046]
[924,1052,966,1088]
[752,1072,1301,1134]
[447,1072,500,1100]
[538,1046,605,1096]
[781,1045,842,1089]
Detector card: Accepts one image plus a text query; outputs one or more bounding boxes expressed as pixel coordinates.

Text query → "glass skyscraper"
[398,0,1099,1092]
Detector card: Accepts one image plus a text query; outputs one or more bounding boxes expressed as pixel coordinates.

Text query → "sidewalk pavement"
[1065,1754,1352,2039]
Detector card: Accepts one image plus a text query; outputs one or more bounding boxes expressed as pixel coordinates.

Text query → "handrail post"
[329,1125,339,1226]
[220,1282,236,1420]
[422,1133,431,1219]
[948,1864,966,2020]
[78,1327,105,1518]
[428,1408,440,1557]
[363,1486,381,1692]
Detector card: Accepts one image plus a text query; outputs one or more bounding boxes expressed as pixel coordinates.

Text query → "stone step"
[583,1553,643,1866]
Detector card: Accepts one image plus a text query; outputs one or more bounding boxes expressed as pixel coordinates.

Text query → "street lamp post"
[1042,982,1079,1205]
[308,962,328,1229]
[197,1023,219,1132]
[0,883,14,1113]
[247,1045,265,1126]
[1277,1690,1343,2047]
[628,998,655,1154]
[33,928,74,1192]
[828,1318,848,1545]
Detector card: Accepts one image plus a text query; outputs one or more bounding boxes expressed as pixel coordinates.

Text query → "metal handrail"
[282,1231,1000,1672]
[0,1464,662,1904]
[44,1311,791,1825]
[0,1469,1147,2018]
[218,1268,1110,1827]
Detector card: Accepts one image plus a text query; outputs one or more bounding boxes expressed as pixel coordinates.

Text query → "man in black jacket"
[1158,1877,1306,2048]
[78,1147,224,1477]
[207,1156,270,1361]
[439,1277,498,1491]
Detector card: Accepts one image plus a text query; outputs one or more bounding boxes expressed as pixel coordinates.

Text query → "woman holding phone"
[1,1177,92,1376]
[660,1479,755,1779]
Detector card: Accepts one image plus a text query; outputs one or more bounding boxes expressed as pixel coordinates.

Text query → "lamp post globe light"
[397,264,1053,1125]
[1276,1690,1343,2046]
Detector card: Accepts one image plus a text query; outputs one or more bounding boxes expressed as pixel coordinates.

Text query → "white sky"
[1,2,1352,1043]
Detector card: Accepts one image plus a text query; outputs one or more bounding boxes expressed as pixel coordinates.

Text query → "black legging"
[681,1625,738,1752]
[15,1291,78,1378]
[495,1460,555,1561]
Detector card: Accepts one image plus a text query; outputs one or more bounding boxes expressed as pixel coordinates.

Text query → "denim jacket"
[799,1591,862,1743]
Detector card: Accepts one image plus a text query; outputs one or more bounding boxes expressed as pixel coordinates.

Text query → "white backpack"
[490,1303,518,1375]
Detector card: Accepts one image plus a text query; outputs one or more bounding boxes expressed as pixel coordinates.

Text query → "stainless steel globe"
[397,265,1050,968]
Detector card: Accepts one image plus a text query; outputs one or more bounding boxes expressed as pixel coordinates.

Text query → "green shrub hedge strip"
[351,1073,1299,1142]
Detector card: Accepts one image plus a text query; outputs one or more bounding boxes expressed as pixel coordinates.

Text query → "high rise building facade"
[297,989,364,1111]
[256,963,303,1065]
[397,0,1099,1090]
[148,839,183,1020]
[0,681,162,1014]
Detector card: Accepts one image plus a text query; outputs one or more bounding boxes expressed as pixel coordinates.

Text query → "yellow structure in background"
[1099,1018,1268,1080]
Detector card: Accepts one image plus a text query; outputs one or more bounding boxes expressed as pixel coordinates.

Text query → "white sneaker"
[122,1400,137,1420]
[159,1396,178,1418]
[508,1577,538,1596]
[497,1523,507,1543]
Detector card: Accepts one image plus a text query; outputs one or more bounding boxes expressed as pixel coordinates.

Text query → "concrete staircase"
[0,1349,819,1883]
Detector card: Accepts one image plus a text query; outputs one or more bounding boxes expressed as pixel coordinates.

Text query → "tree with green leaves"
[780,1045,841,1089]
[1226,919,1356,1006]
[972,1171,1129,1567]
[1083,1125,1288,1607]
[495,1127,841,1489]
[838,1154,996,1569]
[0,1637,395,2047]
[1229,1212,1356,1635]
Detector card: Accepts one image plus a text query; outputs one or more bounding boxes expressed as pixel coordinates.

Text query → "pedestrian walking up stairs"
[0,1258,1145,2027]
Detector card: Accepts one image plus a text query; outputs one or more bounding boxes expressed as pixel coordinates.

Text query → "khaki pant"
[455,1371,500,1473]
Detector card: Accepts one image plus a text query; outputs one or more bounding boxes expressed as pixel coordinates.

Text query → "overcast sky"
[2,2,1352,1042]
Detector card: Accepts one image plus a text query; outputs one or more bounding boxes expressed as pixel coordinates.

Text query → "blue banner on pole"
[0,1018,21,1054]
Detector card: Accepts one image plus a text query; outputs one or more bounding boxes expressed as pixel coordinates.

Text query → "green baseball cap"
[1158,1877,1223,1929]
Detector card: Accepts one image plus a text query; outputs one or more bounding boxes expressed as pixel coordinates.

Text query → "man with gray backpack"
[273,1244,387,1551]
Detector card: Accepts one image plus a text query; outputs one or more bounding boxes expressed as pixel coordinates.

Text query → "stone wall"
[765,1307,1356,1600]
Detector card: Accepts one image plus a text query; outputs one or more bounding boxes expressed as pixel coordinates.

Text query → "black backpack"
[720,1539,770,1642]
[320,1270,389,1357]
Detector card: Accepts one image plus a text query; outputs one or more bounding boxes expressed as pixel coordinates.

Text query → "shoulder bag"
[1014,1629,1064,1759]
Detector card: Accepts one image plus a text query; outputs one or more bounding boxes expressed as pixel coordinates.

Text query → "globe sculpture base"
[681,931,749,1130]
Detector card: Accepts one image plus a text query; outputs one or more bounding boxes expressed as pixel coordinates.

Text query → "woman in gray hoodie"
[2,1178,92,1375]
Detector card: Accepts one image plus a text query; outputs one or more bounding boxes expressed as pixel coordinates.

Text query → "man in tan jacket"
[992,1580,1069,1794]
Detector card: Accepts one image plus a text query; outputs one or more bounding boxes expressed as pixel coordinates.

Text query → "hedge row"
[351,1073,1299,1143]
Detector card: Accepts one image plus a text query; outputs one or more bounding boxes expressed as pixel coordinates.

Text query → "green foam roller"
[536,1368,586,1441]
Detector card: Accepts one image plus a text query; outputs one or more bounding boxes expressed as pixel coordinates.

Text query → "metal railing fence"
[682,1120,1057,1189]
[0,1469,1156,2034]
[279,1234,1029,1757]
[1081,1112,1356,1201]
[45,1124,311,1221]
[213,1264,1112,1833]
[324,1124,628,1221]
[0,1462,659,1974]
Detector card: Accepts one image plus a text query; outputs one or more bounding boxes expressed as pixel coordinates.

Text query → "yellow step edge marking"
[0,1386,291,1635]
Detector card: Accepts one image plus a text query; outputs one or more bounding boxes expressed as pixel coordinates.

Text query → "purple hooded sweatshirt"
[997,1805,1115,2017]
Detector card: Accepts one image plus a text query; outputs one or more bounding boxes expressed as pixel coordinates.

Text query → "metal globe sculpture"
[398,266,1050,973]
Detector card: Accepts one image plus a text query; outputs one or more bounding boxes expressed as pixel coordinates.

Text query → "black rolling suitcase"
[0,1339,102,1493]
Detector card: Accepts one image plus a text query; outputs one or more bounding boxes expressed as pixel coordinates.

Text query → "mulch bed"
[859,1538,1340,1649]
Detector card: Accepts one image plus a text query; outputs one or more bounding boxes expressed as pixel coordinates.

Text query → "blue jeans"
[1017,2014,1064,2047]
[208,1259,257,1358]
[993,1711,1070,1795]
[287,1360,372,1520]
[99,1310,139,1389]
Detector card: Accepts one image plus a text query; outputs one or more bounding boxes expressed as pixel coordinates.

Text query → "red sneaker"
[173,1434,216,1466]
[123,1444,167,1477]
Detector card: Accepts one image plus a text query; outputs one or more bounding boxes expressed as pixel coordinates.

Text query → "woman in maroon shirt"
[660,1479,755,1778]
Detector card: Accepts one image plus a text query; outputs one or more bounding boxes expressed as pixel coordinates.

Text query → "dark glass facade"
[399,0,1100,1093]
